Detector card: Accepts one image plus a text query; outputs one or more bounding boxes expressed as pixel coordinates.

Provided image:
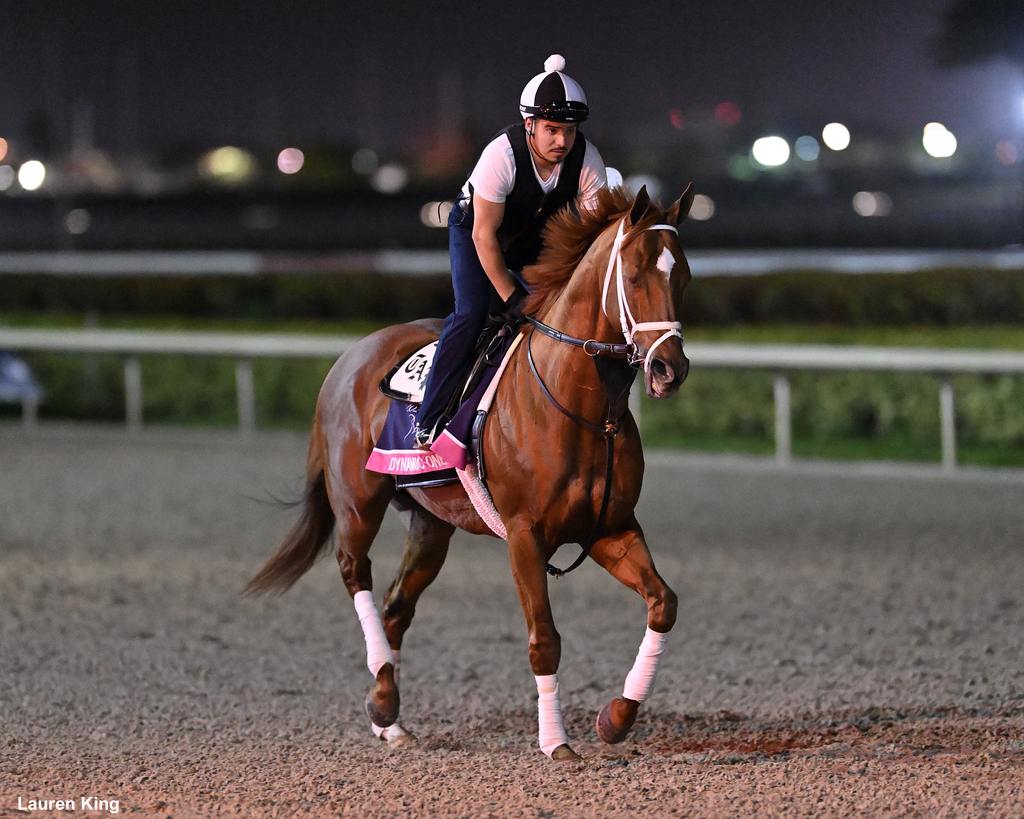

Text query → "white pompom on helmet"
[519,54,590,123]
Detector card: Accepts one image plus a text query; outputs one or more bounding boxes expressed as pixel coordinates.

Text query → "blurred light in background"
[689,194,715,221]
[0,137,8,162]
[18,160,46,191]
[714,101,742,126]
[352,148,379,175]
[419,200,453,228]
[751,136,790,167]
[65,208,91,234]
[606,167,624,188]
[623,174,662,200]
[852,191,893,217]
[995,140,1019,166]
[794,135,820,161]
[822,123,850,151]
[668,108,686,130]
[727,154,757,181]
[276,147,304,175]
[922,122,957,158]
[199,146,256,183]
[0,165,13,191]
[370,163,408,194]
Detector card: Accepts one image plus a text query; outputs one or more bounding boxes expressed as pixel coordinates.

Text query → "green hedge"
[641,369,1024,454]
[3,267,1023,325]
[5,351,1022,465]
[0,352,333,428]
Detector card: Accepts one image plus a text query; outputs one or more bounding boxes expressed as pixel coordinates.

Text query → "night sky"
[1,0,1021,154]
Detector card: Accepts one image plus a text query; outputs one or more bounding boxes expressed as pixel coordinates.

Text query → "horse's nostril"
[651,358,668,379]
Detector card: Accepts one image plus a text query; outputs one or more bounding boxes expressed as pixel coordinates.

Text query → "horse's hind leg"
[383,501,454,653]
[588,524,677,744]
[326,453,400,730]
[368,499,454,743]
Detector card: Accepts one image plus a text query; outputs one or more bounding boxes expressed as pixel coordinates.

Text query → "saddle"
[377,315,522,491]
[380,315,519,415]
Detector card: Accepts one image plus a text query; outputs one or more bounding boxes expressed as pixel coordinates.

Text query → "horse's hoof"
[386,728,417,748]
[596,697,638,744]
[550,744,582,762]
[365,663,399,728]
[373,722,416,747]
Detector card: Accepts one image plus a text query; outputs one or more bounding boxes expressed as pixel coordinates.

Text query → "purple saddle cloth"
[366,331,513,478]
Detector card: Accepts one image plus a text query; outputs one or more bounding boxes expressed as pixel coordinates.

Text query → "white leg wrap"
[535,674,569,757]
[622,627,668,703]
[372,722,411,741]
[353,590,395,677]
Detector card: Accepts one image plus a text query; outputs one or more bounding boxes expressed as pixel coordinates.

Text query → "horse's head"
[604,184,694,399]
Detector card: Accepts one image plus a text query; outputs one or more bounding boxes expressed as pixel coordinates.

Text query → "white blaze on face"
[656,246,676,278]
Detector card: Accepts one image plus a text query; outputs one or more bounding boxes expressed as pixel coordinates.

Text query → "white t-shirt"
[461,132,608,212]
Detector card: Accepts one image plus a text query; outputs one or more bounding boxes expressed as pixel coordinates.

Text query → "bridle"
[601,219,684,370]
[527,218,684,371]
[523,217,684,577]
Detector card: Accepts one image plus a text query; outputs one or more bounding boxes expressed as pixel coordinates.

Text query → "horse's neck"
[538,228,619,345]
[521,228,623,419]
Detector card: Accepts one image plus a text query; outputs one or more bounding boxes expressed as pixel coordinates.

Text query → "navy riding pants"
[414,202,494,434]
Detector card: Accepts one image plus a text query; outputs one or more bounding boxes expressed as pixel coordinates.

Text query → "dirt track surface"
[2,425,1022,817]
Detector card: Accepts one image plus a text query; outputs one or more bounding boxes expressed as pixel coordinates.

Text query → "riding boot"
[415,201,491,440]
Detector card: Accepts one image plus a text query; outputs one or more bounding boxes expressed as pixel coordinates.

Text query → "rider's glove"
[499,280,530,321]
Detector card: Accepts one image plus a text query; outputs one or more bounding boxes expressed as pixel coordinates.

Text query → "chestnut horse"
[246,184,694,760]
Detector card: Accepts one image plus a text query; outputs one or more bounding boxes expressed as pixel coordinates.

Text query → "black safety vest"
[467,122,587,270]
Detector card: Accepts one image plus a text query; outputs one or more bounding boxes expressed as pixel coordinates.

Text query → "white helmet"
[519,54,589,123]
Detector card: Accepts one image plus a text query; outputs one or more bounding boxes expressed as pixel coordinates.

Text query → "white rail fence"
[3,328,1024,472]
[2,248,1023,278]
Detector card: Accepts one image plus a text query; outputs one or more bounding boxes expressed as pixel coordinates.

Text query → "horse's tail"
[244,436,336,596]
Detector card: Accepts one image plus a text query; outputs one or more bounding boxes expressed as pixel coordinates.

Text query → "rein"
[527,330,635,577]
[526,316,633,358]
[524,218,682,577]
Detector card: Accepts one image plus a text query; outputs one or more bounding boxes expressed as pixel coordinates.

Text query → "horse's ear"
[627,185,651,226]
[667,182,696,226]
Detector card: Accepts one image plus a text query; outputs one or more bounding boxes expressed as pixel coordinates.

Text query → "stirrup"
[413,424,436,450]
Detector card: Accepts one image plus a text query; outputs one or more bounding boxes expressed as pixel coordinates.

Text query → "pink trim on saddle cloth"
[365,447,454,475]
[366,330,524,539]
[429,429,469,469]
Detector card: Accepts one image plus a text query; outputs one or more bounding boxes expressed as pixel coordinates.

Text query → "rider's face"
[528,119,577,163]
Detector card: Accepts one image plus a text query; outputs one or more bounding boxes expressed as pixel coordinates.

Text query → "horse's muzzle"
[646,352,689,399]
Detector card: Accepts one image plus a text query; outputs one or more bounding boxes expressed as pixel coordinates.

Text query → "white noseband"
[600,219,684,372]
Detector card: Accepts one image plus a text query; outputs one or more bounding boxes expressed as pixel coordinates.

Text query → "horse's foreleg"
[508,528,579,761]
[367,504,453,743]
[589,526,677,744]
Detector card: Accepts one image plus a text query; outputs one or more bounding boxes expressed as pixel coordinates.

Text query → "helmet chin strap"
[601,219,684,372]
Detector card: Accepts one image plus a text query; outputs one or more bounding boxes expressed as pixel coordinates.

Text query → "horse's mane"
[522,186,644,317]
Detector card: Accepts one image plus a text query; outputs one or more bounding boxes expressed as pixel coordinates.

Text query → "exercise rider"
[414,54,608,448]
